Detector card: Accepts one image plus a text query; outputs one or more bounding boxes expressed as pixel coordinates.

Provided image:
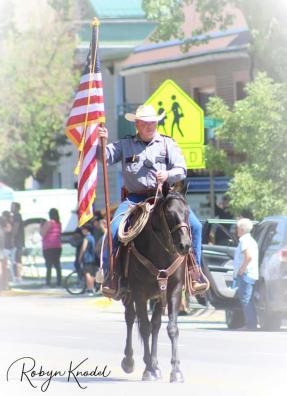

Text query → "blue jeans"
[104,194,202,272]
[237,275,257,329]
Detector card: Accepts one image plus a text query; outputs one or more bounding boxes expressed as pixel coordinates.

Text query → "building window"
[236,81,247,100]
[193,87,215,112]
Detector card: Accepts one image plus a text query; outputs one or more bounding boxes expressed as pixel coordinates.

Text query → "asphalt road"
[0,290,286,396]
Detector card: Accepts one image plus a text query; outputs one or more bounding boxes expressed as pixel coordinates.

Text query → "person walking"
[40,208,62,287]
[233,218,259,330]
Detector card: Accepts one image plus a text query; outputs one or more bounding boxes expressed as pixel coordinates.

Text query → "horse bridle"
[152,199,190,255]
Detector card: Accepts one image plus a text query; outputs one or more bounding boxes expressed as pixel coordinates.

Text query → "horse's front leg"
[167,282,184,383]
[150,300,162,380]
[121,300,136,374]
[135,295,156,381]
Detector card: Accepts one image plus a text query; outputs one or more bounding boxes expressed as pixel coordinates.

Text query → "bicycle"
[64,268,101,295]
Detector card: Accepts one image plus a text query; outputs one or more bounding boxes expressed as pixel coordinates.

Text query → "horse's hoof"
[153,368,162,380]
[142,369,157,381]
[170,371,184,383]
[121,357,134,374]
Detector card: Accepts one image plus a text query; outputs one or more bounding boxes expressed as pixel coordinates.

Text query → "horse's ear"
[172,180,187,196]
[162,181,171,198]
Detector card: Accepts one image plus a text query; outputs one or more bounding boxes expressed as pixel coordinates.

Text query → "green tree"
[143,0,287,82]
[0,0,78,188]
[207,73,287,218]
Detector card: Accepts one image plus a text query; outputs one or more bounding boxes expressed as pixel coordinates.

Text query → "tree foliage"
[143,0,287,82]
[207,73,287,218]
[0,0,78,188]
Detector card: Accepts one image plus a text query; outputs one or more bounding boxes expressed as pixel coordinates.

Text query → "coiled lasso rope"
[118,201,153,245]
[118,185,162,245]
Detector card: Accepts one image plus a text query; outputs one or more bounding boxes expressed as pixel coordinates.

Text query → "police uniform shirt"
[96,132,187,193]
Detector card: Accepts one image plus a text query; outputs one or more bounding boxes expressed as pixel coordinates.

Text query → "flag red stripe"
[83,129,98,156]
[67,111,105,127]
[78,155,97,193]
[79,80,103,91]
[66,128,82,144]
[72,95,104,108]
[78,179,97,219]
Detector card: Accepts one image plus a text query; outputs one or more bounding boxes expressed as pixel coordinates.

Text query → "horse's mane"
[165,191,186,201]
[158,191,187,207]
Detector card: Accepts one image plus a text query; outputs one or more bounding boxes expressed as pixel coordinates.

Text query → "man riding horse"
[97,104,206,296]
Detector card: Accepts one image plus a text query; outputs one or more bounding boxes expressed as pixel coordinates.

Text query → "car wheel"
[254,283,282,331]
[225,308,244,329]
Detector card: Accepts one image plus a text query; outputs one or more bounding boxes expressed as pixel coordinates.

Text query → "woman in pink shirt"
[40,208,62,287]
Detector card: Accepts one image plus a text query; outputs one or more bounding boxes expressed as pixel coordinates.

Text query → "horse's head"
[152,182,192,256]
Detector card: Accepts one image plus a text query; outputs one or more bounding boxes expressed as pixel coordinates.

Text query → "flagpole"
[101,135,114,280]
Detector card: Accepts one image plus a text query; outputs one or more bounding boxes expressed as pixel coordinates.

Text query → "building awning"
[77,0,157,62]
[120,28,250,75]
[77,21,157,61]
[186,177,230,193]
[88,0,146,19]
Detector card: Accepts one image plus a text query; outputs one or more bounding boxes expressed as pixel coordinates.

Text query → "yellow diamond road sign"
[145,79,205,169]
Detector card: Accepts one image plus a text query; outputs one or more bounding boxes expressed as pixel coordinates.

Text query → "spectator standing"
[69,227,83,274]
[78,223,96,296]
[233,218,259,330]
[10,202,25,282]
[40,208,62,287]
[0,216,9,290]
[2,211,13,255]
[215,195,233,219]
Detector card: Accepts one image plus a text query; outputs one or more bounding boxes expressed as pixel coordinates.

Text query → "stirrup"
[102,275,122,301]
[192,280,209,293]
[102,286,122,300]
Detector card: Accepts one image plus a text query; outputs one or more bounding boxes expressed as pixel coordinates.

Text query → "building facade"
[56,2,251,217]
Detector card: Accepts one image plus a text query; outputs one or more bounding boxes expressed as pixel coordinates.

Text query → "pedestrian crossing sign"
[145,79,205,169]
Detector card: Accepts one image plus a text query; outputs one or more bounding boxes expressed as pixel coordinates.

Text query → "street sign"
[145,79,204,169]
[204,117,223,129]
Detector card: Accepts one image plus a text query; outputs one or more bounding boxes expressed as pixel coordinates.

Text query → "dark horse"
[120,183,192,382]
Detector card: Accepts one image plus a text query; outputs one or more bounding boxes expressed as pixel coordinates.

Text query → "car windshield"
[202,219,238,247]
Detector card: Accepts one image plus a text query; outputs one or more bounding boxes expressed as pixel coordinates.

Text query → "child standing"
[78,223,96,296]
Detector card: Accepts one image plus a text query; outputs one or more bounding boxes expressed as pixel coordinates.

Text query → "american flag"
[65,20,105,227]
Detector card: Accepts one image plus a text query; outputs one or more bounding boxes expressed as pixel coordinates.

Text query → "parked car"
[201,216,287,330]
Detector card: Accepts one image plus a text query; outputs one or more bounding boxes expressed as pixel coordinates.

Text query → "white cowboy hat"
[125,104,165,122]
